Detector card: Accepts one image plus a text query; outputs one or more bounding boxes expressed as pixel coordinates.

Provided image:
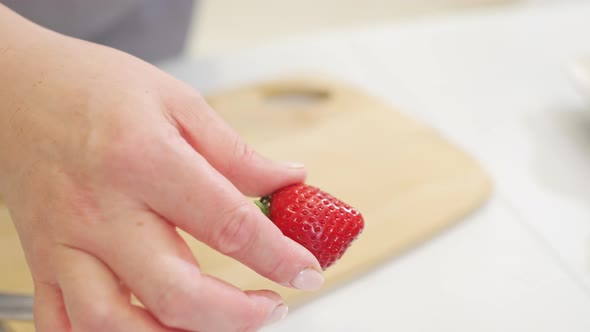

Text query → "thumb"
[167,93,306,197]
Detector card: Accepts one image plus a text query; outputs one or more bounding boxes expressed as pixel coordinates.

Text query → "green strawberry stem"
[254,196,271,217]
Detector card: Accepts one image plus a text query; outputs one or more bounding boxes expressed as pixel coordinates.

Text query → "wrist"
[0,5,61,194]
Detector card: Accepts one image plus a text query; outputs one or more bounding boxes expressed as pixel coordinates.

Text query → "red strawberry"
[256,184,364,270]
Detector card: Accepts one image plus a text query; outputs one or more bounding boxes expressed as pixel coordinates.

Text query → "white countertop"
[161,2,590,331]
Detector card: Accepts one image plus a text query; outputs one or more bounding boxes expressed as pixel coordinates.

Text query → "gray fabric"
[1,0,196,63]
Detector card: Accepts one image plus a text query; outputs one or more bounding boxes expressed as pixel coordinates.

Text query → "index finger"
[130,133,324,291]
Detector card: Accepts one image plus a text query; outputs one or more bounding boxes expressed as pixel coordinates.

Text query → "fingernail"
[264,304,288,326]
[290,268,324,291]
[278,160,305,169]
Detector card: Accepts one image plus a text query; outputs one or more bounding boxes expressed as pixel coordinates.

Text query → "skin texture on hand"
[0,5,323,332]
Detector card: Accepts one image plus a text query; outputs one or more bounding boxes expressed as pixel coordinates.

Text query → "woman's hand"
[0,6,323,332]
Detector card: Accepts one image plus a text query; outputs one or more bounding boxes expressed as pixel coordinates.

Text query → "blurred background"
[188,0,565,57]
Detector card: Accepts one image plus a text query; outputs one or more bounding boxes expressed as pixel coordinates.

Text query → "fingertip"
[275,237,324,291]
[275,160,306,170]
[245,290,288,328]
[285,236,323,270]
[273,159,307,184]
[245,289,283,304]
[270,156,307,178]
[240,156,307,197]
[289,268,325,291]
[265,304,289,326]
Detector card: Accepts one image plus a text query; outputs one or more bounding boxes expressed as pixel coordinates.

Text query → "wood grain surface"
[0,76,492,331]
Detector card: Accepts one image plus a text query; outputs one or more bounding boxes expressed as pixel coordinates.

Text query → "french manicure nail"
[264,304,288,326]
[290,268,324,291]
[278,160,305,169]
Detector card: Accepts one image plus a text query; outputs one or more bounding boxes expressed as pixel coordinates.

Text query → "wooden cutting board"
[0,76,492,331]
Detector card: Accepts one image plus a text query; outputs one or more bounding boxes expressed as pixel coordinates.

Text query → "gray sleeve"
[1,0,196,63]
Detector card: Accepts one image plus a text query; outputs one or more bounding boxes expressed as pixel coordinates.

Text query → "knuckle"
[96,128,140,170]
[265,256,287,282]
[234,139,255,164]
[164,90,207,126]
[226,139,255,175]
[236,304,269,332]
[238,323,260,332]
[167,88,205,111]
[185,89,206,106]
[75,302,116,332]
[151,280,194,328]
[237,315,265,332]
[213,202,257,256]
[90,122,159,188]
